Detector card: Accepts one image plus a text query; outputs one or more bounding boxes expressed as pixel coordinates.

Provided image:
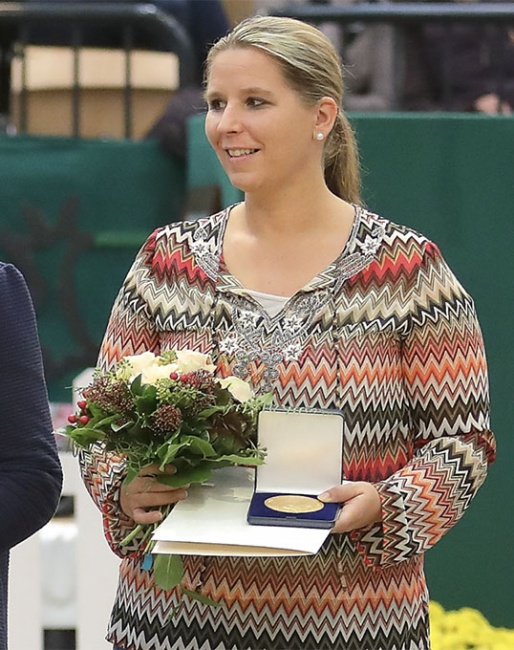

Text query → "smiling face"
[204,46,324,196]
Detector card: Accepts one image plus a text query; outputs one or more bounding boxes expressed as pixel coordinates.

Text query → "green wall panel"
[349,113,514,628]
[0,134,185,402]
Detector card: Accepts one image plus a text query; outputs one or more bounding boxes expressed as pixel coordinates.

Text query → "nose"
[216,102,243,134]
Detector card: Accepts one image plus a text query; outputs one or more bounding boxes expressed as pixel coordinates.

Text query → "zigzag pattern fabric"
[81,207,495,650]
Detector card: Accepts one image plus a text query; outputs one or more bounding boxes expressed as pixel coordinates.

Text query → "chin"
[225,174,261,194]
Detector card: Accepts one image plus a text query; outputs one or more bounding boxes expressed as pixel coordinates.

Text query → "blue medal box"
[247,408,344,529]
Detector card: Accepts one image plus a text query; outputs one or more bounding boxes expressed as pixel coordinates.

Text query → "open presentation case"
[247,408,344,529]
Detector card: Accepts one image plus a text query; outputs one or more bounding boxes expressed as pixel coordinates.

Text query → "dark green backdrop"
[349,114,514,630]
[0,114,512,627]
[0,134,185,402]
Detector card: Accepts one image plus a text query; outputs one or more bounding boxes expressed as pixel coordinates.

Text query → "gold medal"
[264,495,324,514]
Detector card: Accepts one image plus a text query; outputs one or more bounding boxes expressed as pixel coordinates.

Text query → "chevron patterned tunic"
[82,206,495,650]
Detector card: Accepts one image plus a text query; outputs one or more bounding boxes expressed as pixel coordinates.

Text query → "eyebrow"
[205,86,274,100]
[241,87,274,96]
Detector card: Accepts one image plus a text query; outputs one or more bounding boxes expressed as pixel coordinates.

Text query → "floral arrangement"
[65,349,272,605]
[430,601,514,650]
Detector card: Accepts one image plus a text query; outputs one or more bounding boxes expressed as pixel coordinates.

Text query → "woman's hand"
[318,481,382,534]
[120,463,189,525]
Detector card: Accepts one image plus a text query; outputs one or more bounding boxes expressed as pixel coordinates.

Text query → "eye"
[207,98,225,111]
[246,97,267,109]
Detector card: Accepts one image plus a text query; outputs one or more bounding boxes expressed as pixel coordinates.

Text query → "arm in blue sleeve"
[0,263,62,552]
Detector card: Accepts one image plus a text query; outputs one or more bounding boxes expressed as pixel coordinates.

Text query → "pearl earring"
[316,132,324,141]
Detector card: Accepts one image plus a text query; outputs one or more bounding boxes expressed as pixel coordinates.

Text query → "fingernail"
[318,491,331,502]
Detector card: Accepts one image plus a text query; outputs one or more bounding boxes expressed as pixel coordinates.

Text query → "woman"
[0,262,62,650]
[82,15,495,650]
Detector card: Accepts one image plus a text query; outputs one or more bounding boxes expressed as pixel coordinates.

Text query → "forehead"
[206,46,289,90]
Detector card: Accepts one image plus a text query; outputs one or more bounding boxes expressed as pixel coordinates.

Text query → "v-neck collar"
[190,204,385,296]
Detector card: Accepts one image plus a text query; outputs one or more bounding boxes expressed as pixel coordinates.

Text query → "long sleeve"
[79,232,162,556]
[79,220,220,557]
[0,263,62,552]
[352,241,495,566]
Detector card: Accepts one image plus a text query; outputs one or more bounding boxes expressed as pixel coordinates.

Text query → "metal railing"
[0,2,196,137]
[273,2,514,23]
[270,2,514,112]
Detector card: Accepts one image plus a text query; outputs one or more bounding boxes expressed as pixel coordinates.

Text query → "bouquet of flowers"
[65,349,272,605]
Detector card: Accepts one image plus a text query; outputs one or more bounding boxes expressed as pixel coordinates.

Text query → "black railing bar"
[123,24,134,139]
[0,48,7,117]
[71,24,81,138]
[441,25,453,110]
[272,3,514,23]
[18,23,28,132]
[0,3,196,86]
[494,24,507,102]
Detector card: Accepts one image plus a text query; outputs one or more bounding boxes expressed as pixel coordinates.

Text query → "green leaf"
[92,413,121,428]
[155,441,189,465]
[212,385,233,406]
[88,402,108,418]
[180,587,220,608]
[213,453,265,466]
[126,422,151,442]
[153,554,184,591]
[134,385,158,413]
[124,465,139,485]
[119,523,144,547]
[111,419,134,432]
[197,404,231,418]
[156,464,212,487]
[68,427,105,446]
[130,373,143,395]
[182,436,216,458]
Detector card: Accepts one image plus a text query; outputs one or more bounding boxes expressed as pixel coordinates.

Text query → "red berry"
[68,414,78,424]
[79,415,90,425]
[169,372,179,380]
[77,400,87,410]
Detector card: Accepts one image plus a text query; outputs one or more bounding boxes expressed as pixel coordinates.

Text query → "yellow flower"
[430,601,514,650]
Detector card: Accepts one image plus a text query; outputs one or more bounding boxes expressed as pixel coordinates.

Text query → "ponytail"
[324,111,362,205]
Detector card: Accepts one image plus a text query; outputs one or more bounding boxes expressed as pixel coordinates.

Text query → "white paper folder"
[151,466,330,557]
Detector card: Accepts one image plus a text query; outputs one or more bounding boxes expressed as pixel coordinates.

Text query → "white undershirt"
[244,288,290,318]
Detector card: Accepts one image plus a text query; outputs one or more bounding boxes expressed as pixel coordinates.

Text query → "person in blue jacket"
[0,262,62,650]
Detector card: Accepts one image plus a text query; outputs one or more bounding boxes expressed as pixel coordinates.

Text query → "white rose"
[114,351,157,381]
[174,350,216,373]
[124,351,157,374]
[139,363,178,385]
[218,376,254,403]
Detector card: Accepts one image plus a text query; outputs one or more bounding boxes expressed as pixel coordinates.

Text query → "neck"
[236,188,352,239]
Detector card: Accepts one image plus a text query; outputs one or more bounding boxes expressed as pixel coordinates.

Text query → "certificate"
[152,466,330,557]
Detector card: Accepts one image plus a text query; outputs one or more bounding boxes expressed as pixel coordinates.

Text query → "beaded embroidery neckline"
[190,205,386,391]
[191,204,385,291]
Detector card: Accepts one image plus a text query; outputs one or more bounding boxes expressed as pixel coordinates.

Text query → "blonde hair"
[205,15,361,205]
